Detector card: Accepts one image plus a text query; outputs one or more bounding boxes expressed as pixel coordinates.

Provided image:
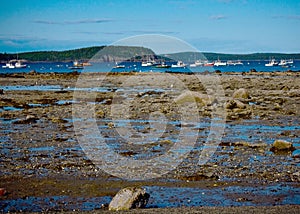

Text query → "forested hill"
[164,52,300,62]
[0,46,155,62]
[1,46,299,62]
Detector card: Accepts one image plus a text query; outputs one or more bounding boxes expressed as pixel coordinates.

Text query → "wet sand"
[0,71,300,212]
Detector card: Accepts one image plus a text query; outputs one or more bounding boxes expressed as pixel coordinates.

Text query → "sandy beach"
[0,71,299,212]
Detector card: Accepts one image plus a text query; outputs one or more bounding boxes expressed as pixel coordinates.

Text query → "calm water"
[0,60,299,74]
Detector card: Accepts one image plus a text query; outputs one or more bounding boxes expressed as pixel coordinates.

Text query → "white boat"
[280,59,293,65]
[190,60,204,67]
[278,59,287,66]
[171,61,186,68]
[265,59,278,67]
[69,60,84,69]
[214,58,227,66]
[141,61,153,67]
[15,60,27,68]
[279,59,293,67]
[2,60,27,69]
[2,62,12,68]
[113,64,125,68]
[227,60,243,66]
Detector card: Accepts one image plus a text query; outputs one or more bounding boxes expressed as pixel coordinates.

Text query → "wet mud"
[0,71,300,212]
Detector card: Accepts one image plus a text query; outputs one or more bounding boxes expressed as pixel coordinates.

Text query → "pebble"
[0,188,7,196]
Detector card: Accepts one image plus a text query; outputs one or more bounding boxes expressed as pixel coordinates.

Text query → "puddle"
[0,106,23,112]
[1,85,63,91]
[146,184,300,208]
[28,146,55,152]
[0,196,112,212]
[56,100,78,105]
[28,103,50,108]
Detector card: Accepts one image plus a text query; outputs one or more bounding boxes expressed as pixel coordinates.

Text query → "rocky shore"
[0,71,299,212]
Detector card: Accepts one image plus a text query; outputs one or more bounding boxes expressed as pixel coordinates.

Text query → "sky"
[0,0,299,54]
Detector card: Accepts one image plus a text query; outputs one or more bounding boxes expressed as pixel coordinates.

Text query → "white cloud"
[210,15,228,20]
[34,18,114,25]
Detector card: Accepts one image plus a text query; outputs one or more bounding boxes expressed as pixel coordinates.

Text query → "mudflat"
[0,71,299,212]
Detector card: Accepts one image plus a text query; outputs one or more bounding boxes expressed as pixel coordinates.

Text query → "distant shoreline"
[1,46,300,63]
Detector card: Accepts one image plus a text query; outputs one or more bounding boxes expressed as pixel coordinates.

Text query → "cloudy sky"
[0,0,299,53]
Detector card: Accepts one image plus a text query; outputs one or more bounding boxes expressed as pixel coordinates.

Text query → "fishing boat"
[171,61,186,68]
[2,60,27,69]
[69,60,84,69]
[204,61,214,67]
[155,62,171,68]
[190,60,204,67]
[227,60,243,66]
[15,60,27,68]
[113,64,125,68]
[141,61,153,67]
[214,58,227,66]
[279,59,287,66]
[265,58,278,67]
[279,59,293,66]
[2,62,13,69]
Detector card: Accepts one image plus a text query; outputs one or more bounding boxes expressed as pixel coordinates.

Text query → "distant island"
[1,46,300,63]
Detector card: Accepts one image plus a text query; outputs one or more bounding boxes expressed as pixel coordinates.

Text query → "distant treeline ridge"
[1,46,299,62]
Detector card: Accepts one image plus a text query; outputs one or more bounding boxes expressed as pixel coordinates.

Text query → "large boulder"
[232,88,250,99]
[109,187,150,211]
[270,140,295,152]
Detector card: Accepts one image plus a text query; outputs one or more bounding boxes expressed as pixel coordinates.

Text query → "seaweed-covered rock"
[109,187,150,211]
[270,140,295,152]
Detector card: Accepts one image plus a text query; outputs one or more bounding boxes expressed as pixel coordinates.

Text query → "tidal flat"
[0,71,300,212]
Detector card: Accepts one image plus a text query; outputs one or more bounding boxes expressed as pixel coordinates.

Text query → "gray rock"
[109,187,150,211]
[232,88,250,99]
[270,140,295,152]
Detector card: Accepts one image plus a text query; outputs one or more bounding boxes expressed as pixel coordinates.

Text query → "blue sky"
[0,0,299,53]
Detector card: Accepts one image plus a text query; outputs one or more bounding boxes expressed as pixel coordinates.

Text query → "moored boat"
[265,58,278,67]
[204,61,214,66]
[69,60,84,69]
[227,60,243,66]
[190,60,204,67]
[2,60,27,69]
[113,64,125,68]
[141,61,153,67]
[279,59,293,66]
[171,60,186,68]
[214,58,227,66]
